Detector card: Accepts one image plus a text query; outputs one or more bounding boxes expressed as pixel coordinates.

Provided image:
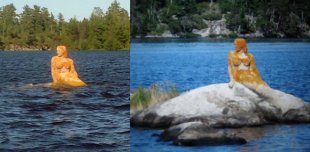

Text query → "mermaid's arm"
[69,59,78,77]
[228,52,235,87]
[51,57,59,82]
[68,59,86,86]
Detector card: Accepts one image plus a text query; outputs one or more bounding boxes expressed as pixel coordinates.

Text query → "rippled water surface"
[130,40,310,152]
[0,51,129,151]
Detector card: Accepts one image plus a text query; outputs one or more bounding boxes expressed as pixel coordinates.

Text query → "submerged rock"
[160,121,247,146]
[131,83,310,145]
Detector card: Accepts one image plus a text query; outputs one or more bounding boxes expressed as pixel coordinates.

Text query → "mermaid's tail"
[52,73,86,89]
[240,83,306,114]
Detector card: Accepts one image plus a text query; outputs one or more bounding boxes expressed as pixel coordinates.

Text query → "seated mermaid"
[228,38,267,88]
[228,38,305,114]
[51,45,86,88]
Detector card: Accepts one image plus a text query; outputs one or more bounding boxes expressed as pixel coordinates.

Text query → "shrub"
[130,83,179,112]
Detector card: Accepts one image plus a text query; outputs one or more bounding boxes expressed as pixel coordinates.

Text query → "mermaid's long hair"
[234,38,248,53]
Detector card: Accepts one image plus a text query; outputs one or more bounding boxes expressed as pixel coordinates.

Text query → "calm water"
[0,51,129,151]
[130,40,310,151]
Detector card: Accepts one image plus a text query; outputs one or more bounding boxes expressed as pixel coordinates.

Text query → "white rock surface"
[131,83,310,146]
[131,83,310,128]
[154,83,306,117]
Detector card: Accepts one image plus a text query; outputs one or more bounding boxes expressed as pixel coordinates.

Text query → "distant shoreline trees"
[0,0,130,51]
[131,0,310,38]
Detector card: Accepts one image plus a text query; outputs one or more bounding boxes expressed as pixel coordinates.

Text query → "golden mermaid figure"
[228,38,267,88]
[228,38,305,114]
[51,45,86,88]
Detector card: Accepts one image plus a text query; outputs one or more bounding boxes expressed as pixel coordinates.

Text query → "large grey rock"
[131,83,310,128]
[131,83,310,146]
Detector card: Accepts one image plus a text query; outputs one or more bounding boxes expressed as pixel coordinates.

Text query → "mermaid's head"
[56,45,68,58]
[234,38,248,53]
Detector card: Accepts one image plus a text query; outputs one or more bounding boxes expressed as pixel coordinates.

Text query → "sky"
[0,0,130,21]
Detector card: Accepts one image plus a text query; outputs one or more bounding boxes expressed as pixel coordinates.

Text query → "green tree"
[0,2,129,50]
[102,0,130,50]
[20,5,36,47]
[0,4,18,49]
[89,7,105,49]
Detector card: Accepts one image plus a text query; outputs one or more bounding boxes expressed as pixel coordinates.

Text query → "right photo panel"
[130,0,310,152]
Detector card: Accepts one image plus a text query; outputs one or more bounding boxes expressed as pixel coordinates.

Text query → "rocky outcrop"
[304,30,310,38]
[131,83,310,128]
[192,19,231,37]
[192,18,265,38]
[131,83,310,145]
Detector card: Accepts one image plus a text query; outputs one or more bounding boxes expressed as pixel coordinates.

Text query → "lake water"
[130,40,310,152]
[0,51,129,151]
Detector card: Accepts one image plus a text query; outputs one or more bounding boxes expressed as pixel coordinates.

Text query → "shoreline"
[131,37,310,43]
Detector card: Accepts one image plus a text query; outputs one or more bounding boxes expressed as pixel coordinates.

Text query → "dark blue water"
[130,41,310,151]
[0,51,129,151]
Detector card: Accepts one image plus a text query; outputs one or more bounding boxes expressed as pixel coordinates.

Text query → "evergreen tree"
[0,1,129,50]
[102,0,130,50]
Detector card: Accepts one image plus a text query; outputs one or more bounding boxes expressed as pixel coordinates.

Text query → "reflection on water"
[130,41,310,151]
[0,51,129,151]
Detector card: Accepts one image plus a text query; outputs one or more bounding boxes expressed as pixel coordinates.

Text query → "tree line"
[0,0,130,51]
[131,0,310,38]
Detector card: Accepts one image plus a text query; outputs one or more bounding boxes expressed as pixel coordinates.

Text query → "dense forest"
[131,0,310,38]
[0,0,130,51]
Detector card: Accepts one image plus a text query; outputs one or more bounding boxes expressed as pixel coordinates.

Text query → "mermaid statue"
[51,45,86,88]
[227,38,306,114]
[228,38,267,88]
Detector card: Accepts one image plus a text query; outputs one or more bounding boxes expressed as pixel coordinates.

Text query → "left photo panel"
[0,0,130,151]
